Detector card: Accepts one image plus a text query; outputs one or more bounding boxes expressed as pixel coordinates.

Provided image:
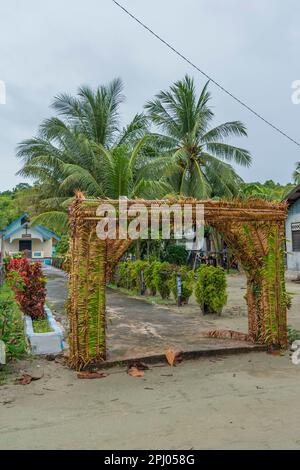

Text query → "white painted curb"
[24,305,64,355]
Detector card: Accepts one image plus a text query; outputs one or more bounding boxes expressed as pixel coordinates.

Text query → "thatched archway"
[68,196,288,370]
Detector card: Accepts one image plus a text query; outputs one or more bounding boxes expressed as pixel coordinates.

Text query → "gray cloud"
[0,0,299,190]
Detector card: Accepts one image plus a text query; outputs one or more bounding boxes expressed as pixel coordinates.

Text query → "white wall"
[2,237,53,258]
[9,228,43,243]
[33,239,53,258]
[286,198,300,271]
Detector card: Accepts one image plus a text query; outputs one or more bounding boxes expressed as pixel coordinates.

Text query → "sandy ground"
[1,351,300,450]
[1,267,300,449]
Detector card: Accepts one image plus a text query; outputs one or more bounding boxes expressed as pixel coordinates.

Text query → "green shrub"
[127,260,147,293]
[117,260,148,292]
[5,256,47,320]
[195,265,227,315]
[117,262,129,288]
[51,256,65,270]
[170,267,194,304]
[144,261,157,295]
[153,261,173,299]
[287,326,300,344]
[117,259,196,302]
[0,284,27,360]
[55,235,69,255]
[162,244,188,265]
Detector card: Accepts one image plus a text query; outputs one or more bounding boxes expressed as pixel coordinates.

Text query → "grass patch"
[32,319,52,333]
[107,283,176,306]
[0,365,10,386]
[287,325,300,344]
[225,268,240,275]
[0,283,27,360]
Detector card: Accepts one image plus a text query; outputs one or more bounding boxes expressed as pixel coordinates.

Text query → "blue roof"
[2,213,29,234]
[3,225,26,240]
[1,214,60,241]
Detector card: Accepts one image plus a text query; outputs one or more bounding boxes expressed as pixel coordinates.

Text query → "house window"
[291,222,300,252]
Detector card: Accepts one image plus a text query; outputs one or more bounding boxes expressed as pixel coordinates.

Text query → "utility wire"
[112,0,300,148]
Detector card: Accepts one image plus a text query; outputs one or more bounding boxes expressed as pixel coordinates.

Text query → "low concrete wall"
[24,305,64,355]
[285,270,300,281]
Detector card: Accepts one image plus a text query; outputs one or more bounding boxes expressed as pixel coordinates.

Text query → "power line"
[112,0,300,149]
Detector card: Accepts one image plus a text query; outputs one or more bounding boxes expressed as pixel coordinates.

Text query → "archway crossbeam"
[68,196,288,370]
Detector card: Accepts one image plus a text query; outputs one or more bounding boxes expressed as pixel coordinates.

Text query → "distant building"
[0,214,60,264]
[285,186,300,273]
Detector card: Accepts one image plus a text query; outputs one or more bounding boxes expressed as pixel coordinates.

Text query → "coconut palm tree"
[17,79,173,232]
[17,134,173,232]
[145,75,251,198]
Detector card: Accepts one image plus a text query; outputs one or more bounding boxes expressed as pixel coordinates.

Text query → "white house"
[0,214,60,264]
[285,185,300,274]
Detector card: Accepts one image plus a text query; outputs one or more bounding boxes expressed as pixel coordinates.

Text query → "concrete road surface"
[1,351,300,450]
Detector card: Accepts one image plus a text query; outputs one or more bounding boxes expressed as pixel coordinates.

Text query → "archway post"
[68,196,288,370]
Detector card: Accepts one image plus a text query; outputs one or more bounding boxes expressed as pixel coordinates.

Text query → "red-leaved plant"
[5,256,47,320]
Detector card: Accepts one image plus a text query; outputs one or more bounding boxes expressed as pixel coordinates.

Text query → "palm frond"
[205,142,252,167]
[31,211,69,235]
[116,113,149,146]
[201,121,248,142]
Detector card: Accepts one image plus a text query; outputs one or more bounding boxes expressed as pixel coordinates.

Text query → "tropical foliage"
[145,75,251,198]
[169,267,194,304]
[117,259,195,304]
[0,284,27,360]
[195,264,227,314]
[287,326,300,344]
[161,244,188,265]
[5,256,47,320]
[239,180,294,201]
[152,261,173,299]
[143,261,158,295]
[16,79,174,231]
[0,183,33,231]
[14,75,254,235]
[125,259,148,294]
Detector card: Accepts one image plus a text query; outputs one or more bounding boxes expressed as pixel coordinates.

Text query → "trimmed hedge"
[115,260,227,312]
[127,260,148,293]
[152,261,173,299]
[194,264,227,315]
[143,261,157,295]
[170,267,194,304]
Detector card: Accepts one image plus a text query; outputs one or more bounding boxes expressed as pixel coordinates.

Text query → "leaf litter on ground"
[165,348,183,367]
[15,373,43,385]
[77,371,107,380]
[127,361,149,377]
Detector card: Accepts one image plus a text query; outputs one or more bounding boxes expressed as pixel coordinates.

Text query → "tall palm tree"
[145,75,251,198]
[49,78,148,147]
[17,79,172,232]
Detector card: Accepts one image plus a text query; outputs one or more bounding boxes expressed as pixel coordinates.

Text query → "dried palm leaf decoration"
[68,193,288,370]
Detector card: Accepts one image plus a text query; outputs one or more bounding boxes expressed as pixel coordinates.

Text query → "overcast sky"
[0,0,300,191]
